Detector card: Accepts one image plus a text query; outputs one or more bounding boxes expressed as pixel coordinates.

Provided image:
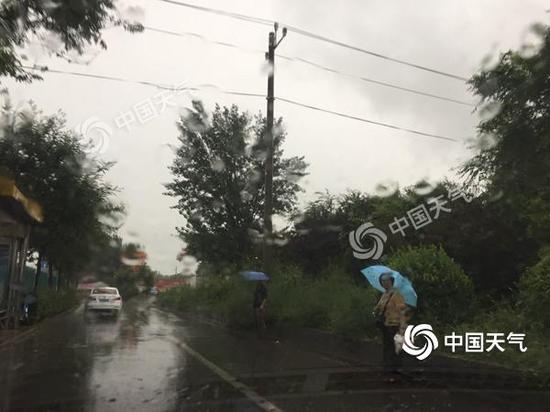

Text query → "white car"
[86,287,122,316]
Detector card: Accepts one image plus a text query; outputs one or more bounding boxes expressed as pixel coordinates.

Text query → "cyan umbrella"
[360,265,417,307]
[240,271,269,281]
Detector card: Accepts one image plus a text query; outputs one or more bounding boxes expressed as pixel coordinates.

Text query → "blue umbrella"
[360,265,417,307]
[240,271,269,281]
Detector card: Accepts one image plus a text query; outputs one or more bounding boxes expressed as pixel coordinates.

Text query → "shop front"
[0,177,43,328]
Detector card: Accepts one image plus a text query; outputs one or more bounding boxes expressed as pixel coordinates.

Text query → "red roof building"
[154,278,187,292]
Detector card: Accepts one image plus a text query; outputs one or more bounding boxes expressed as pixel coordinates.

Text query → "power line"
[24,65,460,142]
[282,25,469,82]
[156,0,469,81]
[157,0,273,26]
[143,25,473,107]
[23,65,265,98]
[23,65,175,90]
[277,97,459,142]
[277,54,474,106]
[143,26,264,54]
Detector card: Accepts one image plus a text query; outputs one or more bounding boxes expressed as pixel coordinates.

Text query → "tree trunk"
[47,261,53,289]
[33,252,42,291]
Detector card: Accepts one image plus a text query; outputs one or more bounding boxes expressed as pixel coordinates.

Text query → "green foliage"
[0,0,143,81]
[321,265,379,339]
[110,260,155,299]
[445,302,550,375]
[210,278,254,328]
[158,285,198,311]
[461,24,550,246]
[158,276,254,329]
[36,287,78,319]
[328,284,378,339]
[519,252,550,330]
[0,102,122,281]
[270,276,332,328]
[285,193,348,275]
[113,268,139,299]
[165,101,308,266]
[158,263,379,340]
[283,181,536,292]
[388,245,474,326]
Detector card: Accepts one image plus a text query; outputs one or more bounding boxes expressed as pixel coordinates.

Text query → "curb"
[156,302,541,378]
[0,303,81,350]
[0,326,39,350]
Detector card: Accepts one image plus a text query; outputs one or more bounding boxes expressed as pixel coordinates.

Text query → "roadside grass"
[441,303,550,376]
[157,251,550,376]
[158,274,550,376]
[36,287,79,319]
[157,264,379,340]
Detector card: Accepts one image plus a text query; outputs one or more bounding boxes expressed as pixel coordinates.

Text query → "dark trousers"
[254,307,266,336]
[381,325,402,371]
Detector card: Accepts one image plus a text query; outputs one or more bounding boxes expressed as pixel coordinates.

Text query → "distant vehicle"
[149,287,159,295]
[86,287,122,316]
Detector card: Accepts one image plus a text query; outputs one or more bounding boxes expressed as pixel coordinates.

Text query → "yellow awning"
[0,176,44,223]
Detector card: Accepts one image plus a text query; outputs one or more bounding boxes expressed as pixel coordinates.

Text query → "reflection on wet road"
[1,296,549,411]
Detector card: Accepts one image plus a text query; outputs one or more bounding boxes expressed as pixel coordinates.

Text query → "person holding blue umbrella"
[241,271,270,337]
[253,281,268,336]
[361,265,417,308]
[369,269,412,374]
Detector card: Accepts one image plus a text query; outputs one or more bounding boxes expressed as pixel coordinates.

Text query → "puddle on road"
[85,304,183,411]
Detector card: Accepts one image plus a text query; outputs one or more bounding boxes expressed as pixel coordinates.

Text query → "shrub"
[36,287,79,319]
[519,252,550,331]
[157,262,379,340]
[388,245,474,326]
[157,276,254,328]
[269,264,379,337]
[268,264,331,328]
[211,278,253,328]
[444,303,550,374]
[113,267,140,299]
[328,283,379,339]
[157,285,198,311]
[448,301,526,337]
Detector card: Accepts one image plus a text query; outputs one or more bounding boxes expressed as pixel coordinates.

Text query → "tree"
[388,245,474,325]
[284,192,346,275]
[281,179,536,292]
[88,240,156,298]
[0,0,143,82]
[0,99,122,286]
[461,24,550,247]
[519,249,550,332]
[166,101,308,266]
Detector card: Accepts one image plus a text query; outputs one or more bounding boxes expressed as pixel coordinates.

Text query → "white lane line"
[165,335,283,412]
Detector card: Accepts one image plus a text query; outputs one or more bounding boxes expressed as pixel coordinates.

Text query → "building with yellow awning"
[0,177,43,329]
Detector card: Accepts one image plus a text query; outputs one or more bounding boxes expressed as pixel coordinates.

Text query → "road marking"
[263,387,546,400]
[165,335,283,412]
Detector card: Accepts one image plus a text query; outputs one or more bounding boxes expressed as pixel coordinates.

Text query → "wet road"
[1,296,549,411]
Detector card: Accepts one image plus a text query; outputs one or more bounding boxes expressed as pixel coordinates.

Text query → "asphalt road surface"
[0,296,549,411]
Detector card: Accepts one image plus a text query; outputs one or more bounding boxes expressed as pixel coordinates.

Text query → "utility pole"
[263,23,287,272]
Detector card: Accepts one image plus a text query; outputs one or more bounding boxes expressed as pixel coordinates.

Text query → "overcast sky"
[4,0,549,274]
